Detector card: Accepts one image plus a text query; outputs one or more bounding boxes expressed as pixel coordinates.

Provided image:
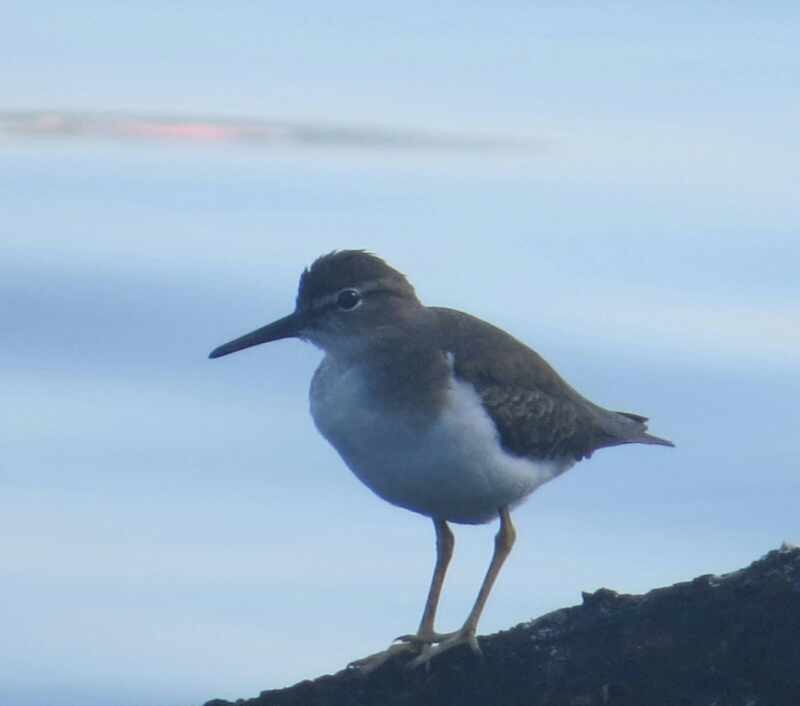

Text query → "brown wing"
[431,307,664,461]
[475,382,600,460]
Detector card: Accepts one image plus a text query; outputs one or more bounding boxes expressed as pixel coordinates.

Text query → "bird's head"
[209,250,422,359]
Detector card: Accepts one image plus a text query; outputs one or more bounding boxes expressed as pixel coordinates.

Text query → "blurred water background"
[2,3,799,705]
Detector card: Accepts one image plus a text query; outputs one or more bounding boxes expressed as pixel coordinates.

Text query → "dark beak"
[209,311,305,359]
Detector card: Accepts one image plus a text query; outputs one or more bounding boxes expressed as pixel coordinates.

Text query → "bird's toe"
[405,628,482,669]
[347,642,417,675]
[395,629,458,645]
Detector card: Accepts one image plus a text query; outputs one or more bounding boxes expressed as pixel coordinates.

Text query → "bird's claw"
[394,630,457,645]
[406,629,482,670]
[347,642,417,675]
[350,628,482,674]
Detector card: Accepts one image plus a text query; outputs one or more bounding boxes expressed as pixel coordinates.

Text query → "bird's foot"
[347,641,417,675]
[405,626,481,670]
[394,629,458,646]
[391,630,459,671]
[348,627,482,674]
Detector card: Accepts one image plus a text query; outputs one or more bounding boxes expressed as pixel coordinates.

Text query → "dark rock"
[203,544,800,706]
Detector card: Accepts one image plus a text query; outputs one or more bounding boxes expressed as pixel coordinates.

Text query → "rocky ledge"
[205,544,800,706]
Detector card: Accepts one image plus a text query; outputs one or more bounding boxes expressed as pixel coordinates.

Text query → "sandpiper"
[209,250,673,670]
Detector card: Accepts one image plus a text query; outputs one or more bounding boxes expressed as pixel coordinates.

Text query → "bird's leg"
[398,518,455,645]
[408,506,516,669]
[349,518,454,674]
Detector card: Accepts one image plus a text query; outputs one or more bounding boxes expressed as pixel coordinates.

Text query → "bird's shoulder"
[430,307,570,395]
[429,306,629,461]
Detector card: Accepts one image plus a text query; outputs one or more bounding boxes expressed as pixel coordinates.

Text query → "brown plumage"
[209,249,674,671]
[432,307,673,461]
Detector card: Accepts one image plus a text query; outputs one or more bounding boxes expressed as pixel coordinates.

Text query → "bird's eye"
[336,288,362,311]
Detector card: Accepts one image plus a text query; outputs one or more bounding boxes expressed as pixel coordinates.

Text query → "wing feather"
[432,307,660,461]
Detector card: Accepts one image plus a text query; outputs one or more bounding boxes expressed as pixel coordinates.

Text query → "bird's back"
[430,307,674,462]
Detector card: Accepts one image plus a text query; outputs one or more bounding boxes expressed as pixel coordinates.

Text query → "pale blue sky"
[2,3,799,706]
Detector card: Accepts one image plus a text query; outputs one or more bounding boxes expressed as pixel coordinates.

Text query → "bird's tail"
[616,411,675,448]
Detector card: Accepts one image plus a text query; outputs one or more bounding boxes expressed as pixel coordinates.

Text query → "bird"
[209,249,674,670]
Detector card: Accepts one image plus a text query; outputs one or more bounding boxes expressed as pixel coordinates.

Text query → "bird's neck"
[322,339,452,423]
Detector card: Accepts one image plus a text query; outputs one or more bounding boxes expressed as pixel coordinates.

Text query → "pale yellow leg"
[349,518,455,673]
[418,518,455,637]
[408,506,516,669]
[397,518,455,643]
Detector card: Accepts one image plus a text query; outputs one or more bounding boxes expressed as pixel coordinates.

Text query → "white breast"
[310,358,575,525]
